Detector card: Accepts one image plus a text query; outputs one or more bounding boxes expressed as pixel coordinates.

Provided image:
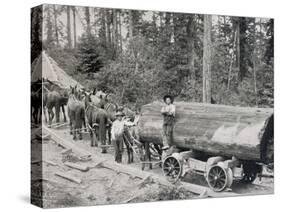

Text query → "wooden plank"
[100,160,149,179]
[55,172,81,184]
[51,122,68,129]
[44,159,57,166]
[64,162,89,172]
[42,125,92,159]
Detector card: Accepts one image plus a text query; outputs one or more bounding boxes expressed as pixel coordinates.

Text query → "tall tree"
[72,6,77,48]
[265,19,274,63]
[252,20,258,106]
[202,15,212,103]
[84,7,91,36]
[52,5,59,46]
[66,6,72,48]
[112,9,118,56]
[238,17,247,81]
[128,10,133,38]
[118,10,123,52]
[45,6,54,48]
[186,15,196,100]
[105,9,112,47]
[31,5,43,63]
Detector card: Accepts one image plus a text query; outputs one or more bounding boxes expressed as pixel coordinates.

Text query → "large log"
[138,101,273,162]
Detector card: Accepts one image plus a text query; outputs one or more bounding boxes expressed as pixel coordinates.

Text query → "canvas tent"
[31,51,83,89]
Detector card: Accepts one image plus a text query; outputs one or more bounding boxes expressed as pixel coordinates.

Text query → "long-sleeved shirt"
[161,104,176,125]
[111,119,135,141]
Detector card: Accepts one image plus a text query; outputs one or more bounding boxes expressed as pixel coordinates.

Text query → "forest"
[31,5,274,110]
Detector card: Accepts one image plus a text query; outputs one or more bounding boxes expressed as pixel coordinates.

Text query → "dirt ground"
[31,124,273,208]
[31,126,196,208]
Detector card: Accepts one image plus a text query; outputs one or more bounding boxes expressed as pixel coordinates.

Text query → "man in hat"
[161,95,176,150]
[111,111,135,163]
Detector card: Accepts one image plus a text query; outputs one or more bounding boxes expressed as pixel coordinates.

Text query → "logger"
[138,101,273,191]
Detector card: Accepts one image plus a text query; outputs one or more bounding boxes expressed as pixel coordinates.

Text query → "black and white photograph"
[30,3,274,209]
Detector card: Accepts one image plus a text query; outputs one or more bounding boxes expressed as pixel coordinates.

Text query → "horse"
[31,82,42,125]
[67,86,85,140]
[128,111,162,169]
[85,93,110,153]
[103,100,118,144]
[102,96,137,161]
[44,82,68,125]
[122,106,135,121]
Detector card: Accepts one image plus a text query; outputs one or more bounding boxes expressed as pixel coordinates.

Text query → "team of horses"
[31,81,159,166]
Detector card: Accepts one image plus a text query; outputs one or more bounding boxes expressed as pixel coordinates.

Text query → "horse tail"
[97,111,107,142]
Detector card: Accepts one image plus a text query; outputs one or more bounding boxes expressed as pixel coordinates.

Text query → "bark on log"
[138,101,273,162]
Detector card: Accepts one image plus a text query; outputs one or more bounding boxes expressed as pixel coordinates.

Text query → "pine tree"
[76,34,105,76]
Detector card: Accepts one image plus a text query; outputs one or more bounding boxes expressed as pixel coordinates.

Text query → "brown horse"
[31,82,42,125]
[44,82,68,125]
[67,86,85,140]
[85,93,110,153]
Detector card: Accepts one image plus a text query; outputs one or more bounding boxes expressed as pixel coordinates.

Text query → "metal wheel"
[162,156,182,182]
[241,163,259,183]
[207,165,231,192]
[242,172,256,183]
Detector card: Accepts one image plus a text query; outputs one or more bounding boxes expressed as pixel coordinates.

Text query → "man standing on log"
[161,95,176,150]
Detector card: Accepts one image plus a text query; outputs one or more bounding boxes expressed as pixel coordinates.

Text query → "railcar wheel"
[242,172,256,183]
[241,163,260,183]
[207,165,232,192]
[162,156,182,182]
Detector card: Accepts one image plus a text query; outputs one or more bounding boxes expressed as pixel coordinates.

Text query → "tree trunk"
[236,21,240,71]
[46,7,53,47]
[53,5,59,46]
[101,9,107,44]
[118,11,123,52]
[252,20,258,106]
[128,10,133,38]
[72,7,77,48]
[106,10,111,46]
[112,9,118,56]
[239,17,247,81]
[66,6,72,49]
[203,15,212,103]
[227,30,238,90]
[187,16,196,101]
[84,7,91,36]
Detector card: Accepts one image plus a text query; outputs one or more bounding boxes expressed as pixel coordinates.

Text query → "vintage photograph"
[31,4,274,208]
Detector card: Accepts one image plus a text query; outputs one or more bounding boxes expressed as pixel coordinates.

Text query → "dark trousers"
[162,124,174,147]
[113,136,124,163]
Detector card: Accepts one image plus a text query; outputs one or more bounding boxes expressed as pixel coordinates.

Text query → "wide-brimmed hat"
[115,111,125,117]
[163,94,174,103]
